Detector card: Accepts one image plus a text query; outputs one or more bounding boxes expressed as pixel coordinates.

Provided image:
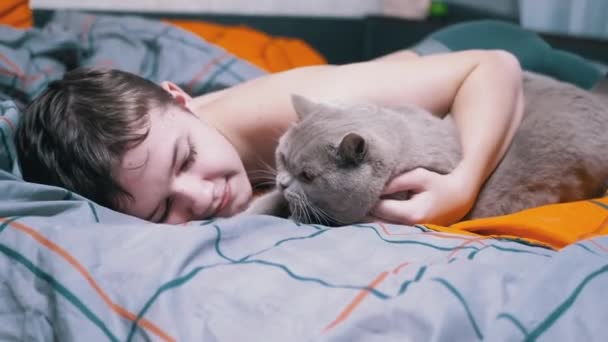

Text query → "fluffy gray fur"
[244,71,608,225]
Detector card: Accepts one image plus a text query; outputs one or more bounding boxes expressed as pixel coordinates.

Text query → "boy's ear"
[160,81,193,108]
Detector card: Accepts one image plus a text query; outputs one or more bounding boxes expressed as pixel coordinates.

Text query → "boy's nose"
[173,175,215,219]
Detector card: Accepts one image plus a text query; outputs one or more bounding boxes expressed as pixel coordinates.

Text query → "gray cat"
[244,72,608,225]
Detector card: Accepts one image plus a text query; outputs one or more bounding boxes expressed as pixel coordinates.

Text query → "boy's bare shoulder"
[189,76,300,172]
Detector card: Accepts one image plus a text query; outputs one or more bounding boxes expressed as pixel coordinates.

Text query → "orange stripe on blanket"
[0,64,56,88]
[377,222,413,236]
[589,240,608,253]
[323,258,426,333]
[0,116,15,132]
[0,217,175,342]
[378,222,484,243]
[79,15,96,41]
[323,271,389,333]
[420,224,490,249]
[446,236,492,260]
[392,262,410,275]
[0,53,24,75]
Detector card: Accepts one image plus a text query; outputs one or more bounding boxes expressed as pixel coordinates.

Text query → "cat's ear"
[291,94,320,121]
[338,133,367,166]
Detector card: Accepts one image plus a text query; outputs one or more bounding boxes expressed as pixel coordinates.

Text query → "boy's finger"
[371,199,424,225]
[383,168,430,195]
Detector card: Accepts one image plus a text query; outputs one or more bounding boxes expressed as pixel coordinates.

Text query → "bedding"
[0,0,32,29]
[165,19,327,72]
[1,11,608,341]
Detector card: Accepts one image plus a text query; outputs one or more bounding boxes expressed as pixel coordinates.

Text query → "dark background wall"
[33,4,608,66]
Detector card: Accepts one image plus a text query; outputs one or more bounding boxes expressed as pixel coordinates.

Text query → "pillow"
[166,19,327,73]
[412,20,604,90]
[0,101,21,176]
[0,0,32,29]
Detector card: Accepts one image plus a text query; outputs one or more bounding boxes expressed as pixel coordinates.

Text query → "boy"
[16,48,524,225]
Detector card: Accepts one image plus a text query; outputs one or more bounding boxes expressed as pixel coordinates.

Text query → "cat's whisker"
[315,208,334,226]
[248,170,277,182]
[299,200,308,224]
[251,178,276,184]
[258,158,278,174]
[248,169,276,177]
[306,203,315,224]
[252,152,275,171]
[307,202,321,224]
[309,205,325,225]
[250,177,276,186]
[249,168,277,189]
[304,196,326,225]
[253,181,277,189]
[297,196,311,223]
[248,172,275,179]
[252,155,278,177]
[316,205,348,226]
[299,196,311,224]
[302,194,337,226]
[290,195,302,223]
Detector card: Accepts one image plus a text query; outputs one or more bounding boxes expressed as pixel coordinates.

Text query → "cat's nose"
[277,173,291,190]
[278,180,288,190]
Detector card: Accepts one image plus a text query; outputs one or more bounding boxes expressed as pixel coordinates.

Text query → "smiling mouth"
[213,181,232,217]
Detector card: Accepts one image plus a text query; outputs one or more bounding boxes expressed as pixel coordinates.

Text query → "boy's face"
[115,84,252,224]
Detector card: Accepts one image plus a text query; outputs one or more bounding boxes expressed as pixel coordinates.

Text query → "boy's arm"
[195,49,524,224]
[369,51,524,225]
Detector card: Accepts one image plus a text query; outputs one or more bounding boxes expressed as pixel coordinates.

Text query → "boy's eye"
[181,140,198,172]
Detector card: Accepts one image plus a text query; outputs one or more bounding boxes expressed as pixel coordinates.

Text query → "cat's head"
[274,95,394,225]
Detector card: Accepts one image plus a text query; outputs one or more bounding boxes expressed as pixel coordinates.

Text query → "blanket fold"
[427,197,608,250]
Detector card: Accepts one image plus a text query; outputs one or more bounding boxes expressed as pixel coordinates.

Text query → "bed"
[1,10,608,341]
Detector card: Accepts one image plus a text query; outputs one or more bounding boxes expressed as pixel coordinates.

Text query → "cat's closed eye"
[298,171,315,182]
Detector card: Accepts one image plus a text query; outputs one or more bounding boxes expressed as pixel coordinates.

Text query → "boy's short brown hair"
[15,67,176,209]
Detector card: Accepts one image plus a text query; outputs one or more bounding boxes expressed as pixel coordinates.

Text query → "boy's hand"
[370,167,477,226]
